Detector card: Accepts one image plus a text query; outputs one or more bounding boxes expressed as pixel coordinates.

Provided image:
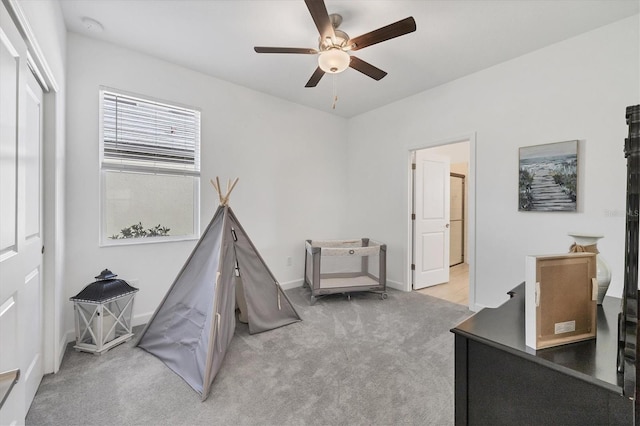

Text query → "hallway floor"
[417,263,469,306]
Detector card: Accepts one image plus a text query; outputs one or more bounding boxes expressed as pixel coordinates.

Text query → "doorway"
[408,136,476,309]
[450,173,465,266]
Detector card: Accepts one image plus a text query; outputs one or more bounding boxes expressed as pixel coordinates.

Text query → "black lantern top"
[70,269,138,303]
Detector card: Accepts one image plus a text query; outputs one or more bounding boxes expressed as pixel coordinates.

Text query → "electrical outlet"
[286,256,292,267]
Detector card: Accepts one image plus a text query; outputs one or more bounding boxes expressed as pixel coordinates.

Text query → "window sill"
[99,234,199,248]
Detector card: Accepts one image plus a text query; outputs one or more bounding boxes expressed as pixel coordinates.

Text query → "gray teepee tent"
[136,178,301,401]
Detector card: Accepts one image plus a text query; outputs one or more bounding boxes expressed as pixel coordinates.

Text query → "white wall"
[425,141,470,165]
[65,33,349,336]
[346,16,640,309]
[16,0,68,372]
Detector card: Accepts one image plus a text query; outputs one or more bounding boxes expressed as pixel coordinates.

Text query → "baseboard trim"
[386,279,405,291]
[133,312,153,327]
[62,311,150,344]
[126,278,402,328]
[56,332,70,372]
[279,278,406,292]
[469,302,486,313]
[279,278,304,290]
[278,278,402,292]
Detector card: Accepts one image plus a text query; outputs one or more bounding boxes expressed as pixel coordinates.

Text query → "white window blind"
[101,90,200,176]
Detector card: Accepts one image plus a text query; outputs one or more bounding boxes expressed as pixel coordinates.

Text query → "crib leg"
[310,294,317,305]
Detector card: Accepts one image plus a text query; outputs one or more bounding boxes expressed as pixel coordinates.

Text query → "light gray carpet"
[26,287,471,426]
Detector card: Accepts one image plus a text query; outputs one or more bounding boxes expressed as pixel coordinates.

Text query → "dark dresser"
[451,283,632,425]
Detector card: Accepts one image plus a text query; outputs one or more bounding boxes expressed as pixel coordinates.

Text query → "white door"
[22,69,45,411]
[413,150,450,289]
[0,2,45,422]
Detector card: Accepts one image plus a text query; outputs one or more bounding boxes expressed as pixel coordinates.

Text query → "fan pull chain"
[332,74,338,110]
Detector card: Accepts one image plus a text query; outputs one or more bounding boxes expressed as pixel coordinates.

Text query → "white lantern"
[70,269,138,355]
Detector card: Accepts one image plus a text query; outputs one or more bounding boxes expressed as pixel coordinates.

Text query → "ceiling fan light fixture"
[318,49,350,74]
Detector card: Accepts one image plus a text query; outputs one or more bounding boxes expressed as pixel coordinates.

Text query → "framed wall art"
[519,140,578,212]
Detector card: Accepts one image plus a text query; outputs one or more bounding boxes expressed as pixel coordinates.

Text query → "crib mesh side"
[306,238,386,293]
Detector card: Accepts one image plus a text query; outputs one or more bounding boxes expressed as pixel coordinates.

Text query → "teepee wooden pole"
[210,176,239,206]
[216,177,223,204]
[221,178,239,205]
[210,179,223,204]
[227,178,239,198]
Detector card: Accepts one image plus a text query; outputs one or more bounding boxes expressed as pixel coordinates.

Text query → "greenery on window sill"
[110,222,171,239]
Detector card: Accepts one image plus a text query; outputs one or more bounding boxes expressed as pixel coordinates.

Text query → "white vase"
[568,232,612,305]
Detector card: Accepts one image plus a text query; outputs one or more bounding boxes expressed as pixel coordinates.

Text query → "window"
[99,89,200,245]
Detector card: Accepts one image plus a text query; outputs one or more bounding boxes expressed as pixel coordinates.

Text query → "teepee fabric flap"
[228,208,301,334]
[201,210,237,399]
[136,206,225,395]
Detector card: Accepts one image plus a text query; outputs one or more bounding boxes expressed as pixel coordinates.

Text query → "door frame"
[406,133,479,311]
[450,172,465,267]
[5,0,63,374]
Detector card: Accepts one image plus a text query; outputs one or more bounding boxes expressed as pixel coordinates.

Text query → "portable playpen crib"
[304,238,387,304]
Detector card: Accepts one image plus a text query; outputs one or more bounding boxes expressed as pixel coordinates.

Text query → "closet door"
[449,174,464,266]
[0,2,45,423]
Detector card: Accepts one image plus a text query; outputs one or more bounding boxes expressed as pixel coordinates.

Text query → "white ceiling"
[60,0,639,118]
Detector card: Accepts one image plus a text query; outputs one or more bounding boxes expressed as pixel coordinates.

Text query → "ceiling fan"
[254,0,416,88]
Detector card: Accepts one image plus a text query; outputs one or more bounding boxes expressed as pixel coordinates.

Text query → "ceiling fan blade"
[349,17,416,51]
[349,56,387,81]
[304,0,336,43]
[254,47,318,54]
[305,67,325,87]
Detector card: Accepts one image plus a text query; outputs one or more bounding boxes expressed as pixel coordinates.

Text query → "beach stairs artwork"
[519,140,578,212]
[529,167,576,211]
